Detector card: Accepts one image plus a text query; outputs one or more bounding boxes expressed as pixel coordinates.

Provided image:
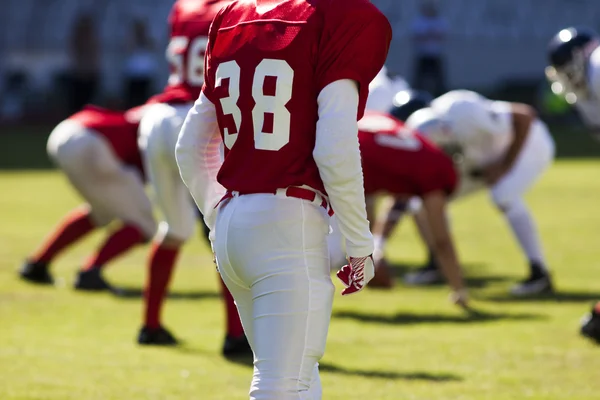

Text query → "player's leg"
[491,120,555,295]
[20,121,101,284]
[196,206,249,355]
[217,194,333,399]
[67,133,155,290]
[137,104,196,344]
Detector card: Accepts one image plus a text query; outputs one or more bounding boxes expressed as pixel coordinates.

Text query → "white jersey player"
[406,90,556,296]
[366,66,410,113]
[547,27,600,136]
[546,27,600,343]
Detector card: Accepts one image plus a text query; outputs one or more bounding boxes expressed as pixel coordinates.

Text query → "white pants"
[214,193,334,400]
[47,120,156,238]
[138,103,197,242]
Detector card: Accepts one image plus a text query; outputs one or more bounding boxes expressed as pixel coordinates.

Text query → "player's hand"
[482,161,508,186]
[336,255,375,296]
[449,288,469,309]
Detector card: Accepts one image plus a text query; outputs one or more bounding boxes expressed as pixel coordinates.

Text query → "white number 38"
[216,59,294,151]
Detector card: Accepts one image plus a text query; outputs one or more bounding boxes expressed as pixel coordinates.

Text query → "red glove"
[336,255,375,296]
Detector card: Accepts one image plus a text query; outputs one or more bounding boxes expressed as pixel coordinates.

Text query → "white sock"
[503,199,547,271]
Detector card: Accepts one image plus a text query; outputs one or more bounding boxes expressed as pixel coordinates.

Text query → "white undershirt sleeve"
[313,79,374,258]
[175,92,226,233]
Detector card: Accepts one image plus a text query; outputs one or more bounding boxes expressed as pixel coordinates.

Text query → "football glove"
[336,255,375,296]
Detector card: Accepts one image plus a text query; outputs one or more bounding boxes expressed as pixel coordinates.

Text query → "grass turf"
[1,161,600,399]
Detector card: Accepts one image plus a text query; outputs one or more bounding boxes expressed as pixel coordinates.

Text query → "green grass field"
[1,132,600,399]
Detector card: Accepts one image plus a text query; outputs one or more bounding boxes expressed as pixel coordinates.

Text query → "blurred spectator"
[68,13,101,113]
[123,19,157,108]
[411,0,448,96]
[0,71,28,121]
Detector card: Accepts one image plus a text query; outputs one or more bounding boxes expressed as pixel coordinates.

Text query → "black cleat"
[19,260,54,285]
[74,268,112,291]
[581,303,600,344]
[222,334,253,358]
[511,264,554,296]
[404,264,443,286]
[137,326,179,346]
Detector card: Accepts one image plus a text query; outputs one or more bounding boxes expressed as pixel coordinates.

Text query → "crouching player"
[402,90,556,296]
[327,111,468,306]
[20,105,155,290]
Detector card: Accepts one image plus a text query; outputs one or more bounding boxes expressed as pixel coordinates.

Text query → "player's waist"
[217,186,333,216]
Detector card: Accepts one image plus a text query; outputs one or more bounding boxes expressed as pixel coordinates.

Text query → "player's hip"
[523,119,556,162]
[214,193,331,288]
[47,120,118,171]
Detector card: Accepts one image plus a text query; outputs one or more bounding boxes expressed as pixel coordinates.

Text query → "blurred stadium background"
[0,0,598,121]
[0,0,598,167]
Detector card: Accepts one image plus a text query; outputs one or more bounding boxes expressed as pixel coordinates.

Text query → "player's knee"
[89,211,113,228]
[491,191,516,213]
[250,372,312,399]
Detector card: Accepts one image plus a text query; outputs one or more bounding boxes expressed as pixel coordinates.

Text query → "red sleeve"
[201,5,227,102]
[316,0,392,119]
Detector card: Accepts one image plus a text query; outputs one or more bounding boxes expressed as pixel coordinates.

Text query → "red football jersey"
[150,0,232,105]
[203,0,392,195]
[69,105,145,175]
[358,112,458,197]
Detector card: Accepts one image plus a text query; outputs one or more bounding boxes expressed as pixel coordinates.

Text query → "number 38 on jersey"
[216,59,294,152]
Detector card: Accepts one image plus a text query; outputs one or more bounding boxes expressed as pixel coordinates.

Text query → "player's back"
[153,0,231,104]
[358,112,457,197]
[204,0,391,195]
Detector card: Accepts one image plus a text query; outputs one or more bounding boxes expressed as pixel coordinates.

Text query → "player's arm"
[479,102,535,185]
[371,196,409,263]
[421,190,468,307]
[313,79,375,294]
[175,92,225,234]
[313,79,374,258]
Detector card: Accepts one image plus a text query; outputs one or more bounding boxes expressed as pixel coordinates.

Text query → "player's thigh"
[491,122,555,208]
[55,130,122,226]
[94,166,157,238]
[139,104,195,241]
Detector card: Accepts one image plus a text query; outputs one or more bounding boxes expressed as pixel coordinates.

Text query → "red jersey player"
[175,0,391,397]
[20,106,156,290]
[136,0,248,356]
[327,111,468,302]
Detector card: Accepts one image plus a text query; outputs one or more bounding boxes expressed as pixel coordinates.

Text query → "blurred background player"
[136,0,248,356]
[176,0,391,397]
[327,110,468,306]
[404,89,555,296]
[366,66,410,113]
[546,27,600,343]
[20,105,155,290]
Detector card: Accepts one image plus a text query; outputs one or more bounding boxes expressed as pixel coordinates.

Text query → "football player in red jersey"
[20,106,156,290]
[327,111,468,303]
[175,0,391,397]
[136,0,248,354]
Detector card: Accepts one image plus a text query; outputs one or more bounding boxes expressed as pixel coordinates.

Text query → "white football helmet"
[406,107,464,163]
